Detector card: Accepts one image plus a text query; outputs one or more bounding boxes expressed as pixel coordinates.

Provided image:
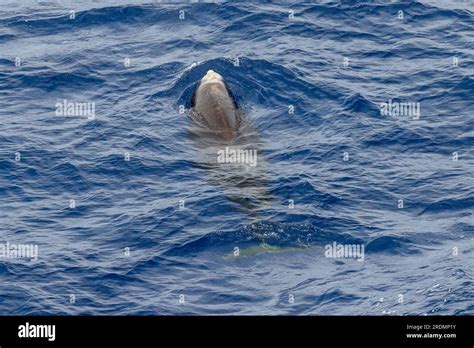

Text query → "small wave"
[366,235,419,255]
[342,93,380,116]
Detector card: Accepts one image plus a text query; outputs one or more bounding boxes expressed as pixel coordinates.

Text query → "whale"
[186,70,294,256]
[190,70,242,140]
[187,69,273,220]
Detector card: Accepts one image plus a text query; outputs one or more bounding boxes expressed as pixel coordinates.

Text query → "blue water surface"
[0,0,473,315]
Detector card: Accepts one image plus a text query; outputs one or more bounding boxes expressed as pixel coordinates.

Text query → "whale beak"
[202,69,223,83]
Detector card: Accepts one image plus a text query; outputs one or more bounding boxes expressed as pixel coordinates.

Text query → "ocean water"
[0,0,473,315]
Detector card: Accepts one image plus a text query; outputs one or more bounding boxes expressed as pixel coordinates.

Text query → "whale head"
[201,69,224,84]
